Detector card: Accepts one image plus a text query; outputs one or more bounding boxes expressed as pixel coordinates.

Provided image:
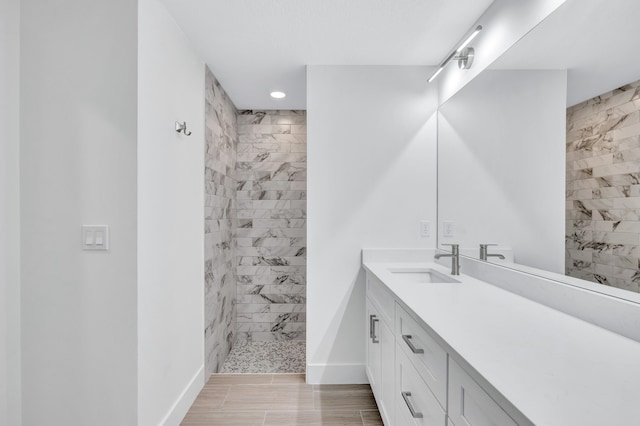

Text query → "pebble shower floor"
[220,341,306,374]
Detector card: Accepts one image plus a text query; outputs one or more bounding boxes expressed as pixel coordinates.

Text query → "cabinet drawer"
[396,343,447,426]
[448,359,518,426]
[396,303,447,408]
[367,273,395,327]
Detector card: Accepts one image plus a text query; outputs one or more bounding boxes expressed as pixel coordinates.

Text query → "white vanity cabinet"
[366,272,522,426]
[366,276,395,425]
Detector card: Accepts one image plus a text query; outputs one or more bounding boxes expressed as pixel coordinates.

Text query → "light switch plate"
[443,221,455,238]
[82,225,109,251]
[420,221,431,238]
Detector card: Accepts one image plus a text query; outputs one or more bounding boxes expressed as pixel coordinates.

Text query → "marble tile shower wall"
[204,67,238,375]
[236,110,307,342]
[566,79,640,293]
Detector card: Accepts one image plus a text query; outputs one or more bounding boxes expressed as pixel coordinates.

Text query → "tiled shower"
[204,67,307,376]
[566,79,640,294]
[235,111,307,343]
[204,68,237,376]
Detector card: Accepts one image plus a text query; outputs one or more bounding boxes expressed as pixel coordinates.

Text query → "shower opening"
[204,67,307,376]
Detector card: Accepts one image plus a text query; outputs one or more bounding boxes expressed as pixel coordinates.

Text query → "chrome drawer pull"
[401,391,423,418]
[369,315,376,339]
[402,334,424,354]
[372,318,379,343]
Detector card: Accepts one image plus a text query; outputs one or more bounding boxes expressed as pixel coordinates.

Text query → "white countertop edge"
[361,248,437,263]
[360,247,515,263]
[455,255,640,343]
[468,255,640,305]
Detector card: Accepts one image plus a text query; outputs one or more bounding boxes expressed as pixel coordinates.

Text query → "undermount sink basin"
[387,268,460,284]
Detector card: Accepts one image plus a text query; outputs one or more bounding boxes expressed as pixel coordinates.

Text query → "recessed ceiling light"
[270,91,286,99]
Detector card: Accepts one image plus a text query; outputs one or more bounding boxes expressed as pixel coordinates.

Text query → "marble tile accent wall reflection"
[204,67,238,375]
[566,79,640,293]
[236,110,307,342]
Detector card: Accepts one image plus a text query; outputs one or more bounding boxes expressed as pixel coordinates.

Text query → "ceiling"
[491,0,640,106]
[160,0,494,109]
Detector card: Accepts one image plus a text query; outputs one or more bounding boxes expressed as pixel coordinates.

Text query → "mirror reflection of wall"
[437,0,640,296]
[566,81,640,293]
[437,69,566,272]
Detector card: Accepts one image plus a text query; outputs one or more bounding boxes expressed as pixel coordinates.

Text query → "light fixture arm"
[454,47,474,70]
[427,25,482,82]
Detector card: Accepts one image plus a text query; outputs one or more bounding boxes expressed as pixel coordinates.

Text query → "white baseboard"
[161,365,205,426]
[306,363,368,384]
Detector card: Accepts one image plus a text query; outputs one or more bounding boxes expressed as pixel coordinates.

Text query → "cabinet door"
[448,359,518,426]
[366,298,381,395]
[380,316,395,425]
[367,273,395,326]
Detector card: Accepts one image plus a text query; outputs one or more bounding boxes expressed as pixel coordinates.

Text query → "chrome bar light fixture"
[428,25,482,83]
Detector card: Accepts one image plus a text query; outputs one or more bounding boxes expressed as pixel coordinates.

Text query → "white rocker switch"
[82,225,109,251]
[84,230,94,245]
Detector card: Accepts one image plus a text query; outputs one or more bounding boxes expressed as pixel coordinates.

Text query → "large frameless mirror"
[437,0,640,301]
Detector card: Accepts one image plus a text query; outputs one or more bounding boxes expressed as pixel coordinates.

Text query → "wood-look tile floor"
[181,374,383,426]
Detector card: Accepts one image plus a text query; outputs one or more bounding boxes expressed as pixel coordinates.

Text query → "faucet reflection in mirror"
[566,79,640,294]
[479,244,506,261]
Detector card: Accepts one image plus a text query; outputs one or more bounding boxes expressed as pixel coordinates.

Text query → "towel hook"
[175,121,192,136]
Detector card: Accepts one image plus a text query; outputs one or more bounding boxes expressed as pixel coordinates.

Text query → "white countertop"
[363,259,640,426]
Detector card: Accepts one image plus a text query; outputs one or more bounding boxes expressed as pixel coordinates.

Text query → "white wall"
[0,0,21,423]
[437,0,567,105]
[20,0,139,424]
[438,70,567,273]
[306,66,438,383]
[138,0,205,424]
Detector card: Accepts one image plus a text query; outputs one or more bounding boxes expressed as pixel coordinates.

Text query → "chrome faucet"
[434,244,460,275]
[479,244,506,261]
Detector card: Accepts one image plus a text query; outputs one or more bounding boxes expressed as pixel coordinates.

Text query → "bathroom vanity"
[363,249,640,426]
